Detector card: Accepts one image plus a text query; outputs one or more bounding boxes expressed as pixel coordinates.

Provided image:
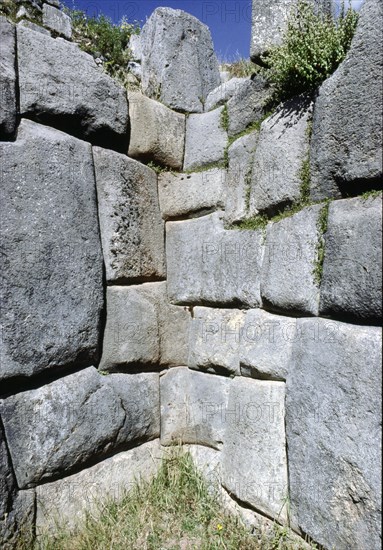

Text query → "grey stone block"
[160,367,230,449]
[42,3,71,39]
[140,7,220,113]
[128,92,185,170]
[128,33,141,61]
[205,77,248,112]
[0,120,103,382]
[17,19,50,34]
[286,318,382,549]
[310,0,383,199]
[93,147,165,283]
[17,27,128,151]
[261,205,322,315]
[0,17,17,139]
[183,107,228,171]
[166,212,265,307]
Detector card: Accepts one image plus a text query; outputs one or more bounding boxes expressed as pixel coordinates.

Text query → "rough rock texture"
[183,107,228,171]
[286,318,382,550]
[93,147,165,283]
[160,367,230,449]
[17,19,50,34]
[158,169,226,220]
[0,17,17,139]
[140,7,220,113]
[188,307,246,376]
[36,440,163,532]
[319,195,382,323]
[0,120,103,382]
[310,0,383,199]
[224,130,259,224]
[240,309,296,381]
[129,34,141,61]
[261,205,322,315]
[249,97,313,215]
[128,92,185,169]
[17,27,128,151]
[205,78,247,112]
[166,212,265,307]
[222,377,288,520]
[0,367,160,488]
[42,3,72,39]
[227,76,271,137]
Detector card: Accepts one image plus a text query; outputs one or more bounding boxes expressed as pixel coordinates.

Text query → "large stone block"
[128,92,185,170]
[140,7,220,113]
[0,367,160,488]
[166,212,265,307]
[222,377,288,520]
[286,318,382,549]
[0,17,17,139]
[17,27,128,151]
[160,367,230,449]
[249,96,313,215]
[158,168,226,220]
[183,107,228,171]
[42,3,72,39]
[0,120,103,382]
[205,77,248,112]
[261,205,322,315]
[320,195,382,323]
[93,147,165,283]
[310,0,383,199]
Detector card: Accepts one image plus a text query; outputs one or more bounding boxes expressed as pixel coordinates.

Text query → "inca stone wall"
[0,1,382,549]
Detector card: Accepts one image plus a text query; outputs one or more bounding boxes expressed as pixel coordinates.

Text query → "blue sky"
[61,0,364,61]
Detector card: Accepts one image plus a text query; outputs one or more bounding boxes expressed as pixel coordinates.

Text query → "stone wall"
[0,1,382,549]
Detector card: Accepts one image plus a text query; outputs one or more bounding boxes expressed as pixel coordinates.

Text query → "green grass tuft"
[313,201,330,285]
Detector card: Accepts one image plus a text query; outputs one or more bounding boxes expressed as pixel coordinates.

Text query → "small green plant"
[220,104,229,132]
[361,189,382,200]
[263,0,359,101]
[0,0,42,24]
[313,201,330,285]
[221,57,259,79]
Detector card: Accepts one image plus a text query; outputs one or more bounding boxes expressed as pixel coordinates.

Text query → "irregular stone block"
[240,309,296,381]
[128,92,185,170]
[140,7,220,113]
[249,96,313,215]
[0,367,160,488]
[183,107,228,171]
[0,17,17,139]
[0,120,103,382]
[205,77,248,112]
[227,76,271,137]
[184,444,222,490]
[188,307,246,376]
[17,27,128,151]
[222,377,288,520]
[261,205,322,315]
[158,168,226,220]
[93,147,165,283]
[129,33,141,61]
[42,3,71,39]
[286,318,382,549]
[166,212,264,307]
[320,195,382,322]
[224,130,259,225]
[18,19,50,34]
[160,367,230,449]
[310,0,383,199]
[36,440,163,532]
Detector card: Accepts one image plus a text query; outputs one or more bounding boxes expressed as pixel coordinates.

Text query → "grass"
[361,189,382,200]
[0,0,42,24]
[220,57,260,79]
[220,105,229,132]
[313,201,330,285]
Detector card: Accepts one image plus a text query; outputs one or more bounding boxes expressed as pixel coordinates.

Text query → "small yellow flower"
[216,523,223,531]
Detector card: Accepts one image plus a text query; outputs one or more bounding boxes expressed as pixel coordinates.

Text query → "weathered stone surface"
[0,120,103,382]
[188,307,246,376]
[319,195,382,323]
[140,7,220,113]
[166,212,265,307]
[240,309,296,381]
[158,168,226,220]
[0,17,17,139]
[129,33,141,61]
[249,96,313,215]
[160,367,230,449]
[17,27,128,151]
[0,367,159,488]
[310,0,383,199]
[261,205,322,315]
[205,77,247,112]
[128,92,185,169]
[222,377,288,519]
[18,19,50,34]
[183,107,228,171]
[93,147,165,283]
[224,130,259,225]
[227,75,271,137]
[286,318,382,549]
[42,3,71,39]
[36,440,163,532]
